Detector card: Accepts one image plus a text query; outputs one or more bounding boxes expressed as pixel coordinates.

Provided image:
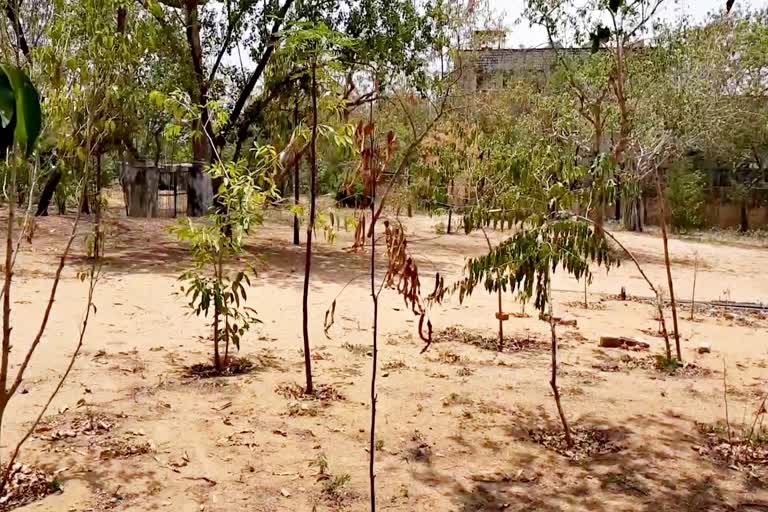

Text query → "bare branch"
[0,257,100,494]
[217,0,295,148]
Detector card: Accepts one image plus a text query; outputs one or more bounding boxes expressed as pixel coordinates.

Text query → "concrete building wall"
[457,48,590,91]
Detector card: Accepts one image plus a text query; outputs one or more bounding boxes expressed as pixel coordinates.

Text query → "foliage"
[665,164,707,233]
[174,154,277,371]
[457,219,618,312]
[178,262,258,354]
[0,64,42,157]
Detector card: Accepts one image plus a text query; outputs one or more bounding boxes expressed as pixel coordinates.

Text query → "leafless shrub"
[528,427,626,461]
[275,382,344,402]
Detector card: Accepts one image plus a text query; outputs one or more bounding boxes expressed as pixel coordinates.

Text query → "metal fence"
[123,162,203,218]
[157,167,187,218]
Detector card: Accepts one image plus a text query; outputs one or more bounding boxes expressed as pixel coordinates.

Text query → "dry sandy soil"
[3,201,768,512]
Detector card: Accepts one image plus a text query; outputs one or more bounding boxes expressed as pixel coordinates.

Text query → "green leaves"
[0,73,14,128]
[174,152,275,364]
[456,220,619,313]
[0,64,42,157]
[146,0,164,19]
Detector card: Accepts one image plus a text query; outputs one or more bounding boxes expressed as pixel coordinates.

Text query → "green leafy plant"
[0,67,40,159]
[655,355,682,374]
[175,153,277,374]
[665,164,706,233]
[438,111,622,448]
[322,473,351,498]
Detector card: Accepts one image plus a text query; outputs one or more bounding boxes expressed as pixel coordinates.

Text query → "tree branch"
[366,73,461,236]
[3,0,31,63]
[216,0,295,148]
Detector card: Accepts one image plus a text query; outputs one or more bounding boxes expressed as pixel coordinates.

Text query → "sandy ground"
[2,202,768,512]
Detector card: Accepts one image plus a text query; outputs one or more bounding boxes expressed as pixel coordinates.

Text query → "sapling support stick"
[654,169,682,360]
[690,254,699,321]
[723,358,732,444]
[94,151,102,259]
[213,251,223,372]
[293,99,300,246]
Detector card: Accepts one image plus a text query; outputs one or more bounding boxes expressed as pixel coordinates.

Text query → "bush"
[665,164,707,233]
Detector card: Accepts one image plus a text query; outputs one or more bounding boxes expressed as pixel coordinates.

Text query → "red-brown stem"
[479,226,503,350]
[300,57,318,395]
[368,110,379,512]
[0,154,92,491]
[723,359,732,444]
[0,156,16,461]
[548,278,573,448]
[0,258,99,494]
[497,286,503,351]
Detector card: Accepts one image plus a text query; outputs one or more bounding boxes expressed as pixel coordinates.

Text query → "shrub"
[665,164,707,233]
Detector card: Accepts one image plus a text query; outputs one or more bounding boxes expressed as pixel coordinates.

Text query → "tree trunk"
[293,159,300,245]
[184,0,211,217]
[214,0,295,147]
[594,208,604,238]
[153,128,163,167]
[212,253,224,372]
[622,192,643,232]
[406,166,412,217]
[35,168,62,217]
[81,192,91,215]
[643,194,649,226]
[300,59,318,395]
[740,201,749,233]
[117,6,127,33]
[3,2,31,64]
[479,226,503,349]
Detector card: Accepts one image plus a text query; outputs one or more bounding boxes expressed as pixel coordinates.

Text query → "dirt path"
[3,207,767,511]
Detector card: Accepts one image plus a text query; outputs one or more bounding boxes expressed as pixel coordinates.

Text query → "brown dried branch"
[0,258,100,494]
